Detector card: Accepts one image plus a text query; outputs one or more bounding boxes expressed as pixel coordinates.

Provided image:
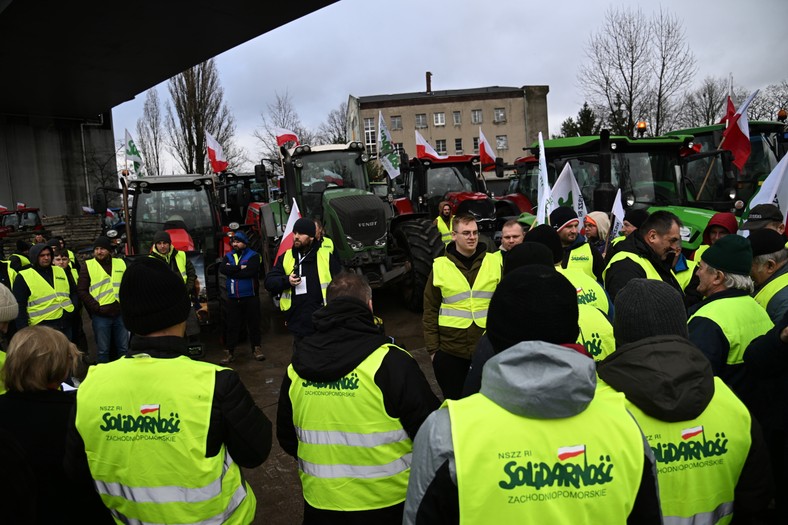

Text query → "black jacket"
[598,335,773,521]
[65,336,272,488]
[277,297,440,524]
[263,239,340,337]
[603,232,683,302]
[0,390,113,524]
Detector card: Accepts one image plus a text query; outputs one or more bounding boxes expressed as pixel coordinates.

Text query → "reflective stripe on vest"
[435,216,453,244]
[86,258,125,306]
[19,266,74,324]
[754,272,788,313]
[559,267,609,315]
[75,356,256,524]
[609,377,750,525]
[433,254,501,329]
[447,387,644,523]
[577,304,615,361]
[688,295,773,365]
[675,258,698,292]
[287,345,412,511]
[280,249,332,312]
[565,242,595,279]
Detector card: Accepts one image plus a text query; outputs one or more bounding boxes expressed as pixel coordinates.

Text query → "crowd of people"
[0,201,786,524]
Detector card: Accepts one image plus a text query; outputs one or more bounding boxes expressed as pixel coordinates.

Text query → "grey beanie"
[614,279,688,346]
[0,285,19,322]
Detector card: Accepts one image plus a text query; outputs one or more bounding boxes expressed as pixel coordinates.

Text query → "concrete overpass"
[0,0,337,215]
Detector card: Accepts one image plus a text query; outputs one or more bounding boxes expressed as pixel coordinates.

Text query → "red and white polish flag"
[274,128,300,147]
[415,130,448,160]
[681,425,704,440]
[205,131,228,174]
[275,199,302,263]
[140,404,160,415]
[722,90,759,171]
[479,127,497,172]
[557,444,586,461]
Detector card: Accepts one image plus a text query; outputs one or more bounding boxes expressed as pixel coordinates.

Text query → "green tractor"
[253,141,443,311]
[531,130,738,252]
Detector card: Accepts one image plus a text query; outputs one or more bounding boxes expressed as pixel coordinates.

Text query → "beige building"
[347,79,549,164]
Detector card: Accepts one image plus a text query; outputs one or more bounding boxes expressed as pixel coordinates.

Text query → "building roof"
[357,86,544,107]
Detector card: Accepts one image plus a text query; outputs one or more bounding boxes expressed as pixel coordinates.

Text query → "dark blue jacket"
[221,247,260,298]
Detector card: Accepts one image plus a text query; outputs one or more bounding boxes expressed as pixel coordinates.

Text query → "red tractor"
[0,206,44,239]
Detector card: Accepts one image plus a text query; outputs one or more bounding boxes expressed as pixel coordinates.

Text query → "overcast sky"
[112,0,787,172]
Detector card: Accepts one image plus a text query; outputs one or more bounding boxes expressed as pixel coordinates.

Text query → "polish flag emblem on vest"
[557,444,586,461]
[681,425,703,440]
[140,404,160,415]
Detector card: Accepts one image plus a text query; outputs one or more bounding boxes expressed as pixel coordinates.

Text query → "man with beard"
[277,272,439,523]
[77,235,127,363]
[14,242,76,338]
[265,218,340,342]
[550,207,604,281]
[433,201,453,245]
[423,213,501,399]
[220,231,264,364]
[603,210,685,302]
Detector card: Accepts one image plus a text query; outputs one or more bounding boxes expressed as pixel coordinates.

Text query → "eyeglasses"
[454,230,479,238]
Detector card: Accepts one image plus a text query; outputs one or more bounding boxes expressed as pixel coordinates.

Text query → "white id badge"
[295,276,308,295]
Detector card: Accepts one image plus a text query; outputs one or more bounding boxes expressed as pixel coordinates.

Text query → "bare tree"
[579,6,695,136]
[136,88,164,177]
[749,81,788,121]
[164,59,245,174]
[253,91,316,162]
[316,101,348,144]
[677,77,728,128]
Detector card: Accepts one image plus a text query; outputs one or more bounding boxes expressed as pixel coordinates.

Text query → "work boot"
[220,350,235,365]
[253,346,266,361]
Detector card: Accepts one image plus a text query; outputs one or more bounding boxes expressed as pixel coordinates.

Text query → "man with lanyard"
[77,236,127,363]
[433,201,453,245]
[277,272,439,523]
[65,258,272,525]
[423,213,501,400]
[550,206,604,281]
[264,218,340,343]
[220,230,264,364]
[603,210,684,302]
[13,242,75,338]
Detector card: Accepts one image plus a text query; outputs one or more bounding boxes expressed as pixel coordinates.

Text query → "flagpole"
[697,135,727,198]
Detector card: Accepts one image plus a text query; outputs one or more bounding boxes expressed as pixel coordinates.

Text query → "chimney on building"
[426,71,432,94]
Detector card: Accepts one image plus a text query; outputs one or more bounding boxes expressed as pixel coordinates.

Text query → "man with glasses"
[423,213,501,399]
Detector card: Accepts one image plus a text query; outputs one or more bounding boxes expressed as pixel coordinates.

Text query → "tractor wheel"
[396,218,444,312]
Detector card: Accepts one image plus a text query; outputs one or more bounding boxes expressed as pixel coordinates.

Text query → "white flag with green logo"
[125,128,144,176]
[377,111,400,179]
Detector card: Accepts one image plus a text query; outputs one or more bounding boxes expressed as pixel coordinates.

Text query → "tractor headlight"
[346,236,365,252]
[374,234,387,248]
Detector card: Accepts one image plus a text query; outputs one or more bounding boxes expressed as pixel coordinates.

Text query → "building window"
[415,113,427,128]
[471,109,482,124]
[454,138,463,154]
[434,112,445,126]
[496,135,509,150]
[472,137,479,153]
[453,111,462,125]
[435,139,447,155]
[391,115,402,130]
[364,117,377,155]
[494,107,507,123]
[392,142,403,153]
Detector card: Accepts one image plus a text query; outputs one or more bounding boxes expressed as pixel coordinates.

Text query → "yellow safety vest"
[559,267,609,315]
[280,248,332,311]
[320,236,334,254]
[10,253,30,269]
[447,388,643,524]
[487,250,503,268]
[693,244,710,262]
[688,295,773,366]
[433,254,501,330]
[86,258,126,306]
[675,258,698,292]
[0,350,6,395]
[565,242,595,279]
[150,248,188,283]
[1,260,16,288]
[577,304,615,361]
[66,249,77,267]
[607,378,750,525]
[75,356,255,525]
[435,216,453,245]
[754,272,788,313]
[287,345,412,511]
[19,266,74,325]
[604,251,670,284]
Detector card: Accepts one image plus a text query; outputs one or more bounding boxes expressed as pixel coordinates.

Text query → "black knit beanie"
[487,265,579,353]
[503,242,553,275]
[624,209,650,229]
[525,224,563,264]
[120,258,191,335]
[153,231,172,244]
[748,228,786,257]
[614,278,687,346]
[94,236,113,250]
[549,206,579,231]
[293,218,316,238]
[701,234,752,275]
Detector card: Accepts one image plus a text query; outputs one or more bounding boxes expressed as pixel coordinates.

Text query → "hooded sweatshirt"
[12,243,76,328]
[597,335,773,520]
[403,341,661,524]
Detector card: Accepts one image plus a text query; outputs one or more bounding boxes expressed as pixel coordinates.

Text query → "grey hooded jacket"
[403,340,662,524]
